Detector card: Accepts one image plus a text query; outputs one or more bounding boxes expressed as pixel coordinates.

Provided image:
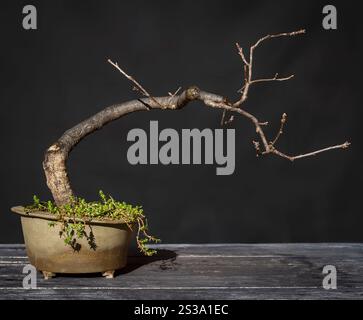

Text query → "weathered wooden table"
[0,244,362,300]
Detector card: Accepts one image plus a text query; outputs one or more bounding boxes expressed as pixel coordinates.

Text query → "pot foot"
[102,270,115,279]
[42,271,56,280]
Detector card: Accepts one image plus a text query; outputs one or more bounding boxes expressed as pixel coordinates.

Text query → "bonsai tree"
[24,29,349,268]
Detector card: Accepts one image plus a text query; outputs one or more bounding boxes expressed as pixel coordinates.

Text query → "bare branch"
[107,28,347,166]
[233,29,305,107]
[43,29,349,206]
[107,59,165,109]
[259,121,269,126]
[221,110,227,126]
[236,42,249,66]
[252,29,306,50]
[203,98,271,150]
[270,113,287,146]
[168,86,182,104]
[221,110,234,126]
[168,87,182,98]
[270,142,351,161]
[201,98,350,163]
[251,73,294,85]
[237,74,294,93]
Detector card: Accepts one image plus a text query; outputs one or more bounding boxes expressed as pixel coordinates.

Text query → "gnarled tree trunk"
[43,87,207,206]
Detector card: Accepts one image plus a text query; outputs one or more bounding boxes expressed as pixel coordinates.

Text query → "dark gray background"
[0,0,361,244]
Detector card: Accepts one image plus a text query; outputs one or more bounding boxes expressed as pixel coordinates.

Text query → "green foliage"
[25,190,160,255]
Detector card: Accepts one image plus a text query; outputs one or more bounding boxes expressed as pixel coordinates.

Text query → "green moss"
[25,191,160,256]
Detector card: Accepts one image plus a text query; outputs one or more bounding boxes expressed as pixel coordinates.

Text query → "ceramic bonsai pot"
[11,206,133,279]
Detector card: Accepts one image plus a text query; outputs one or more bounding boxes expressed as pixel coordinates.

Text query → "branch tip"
[342,141,351,149]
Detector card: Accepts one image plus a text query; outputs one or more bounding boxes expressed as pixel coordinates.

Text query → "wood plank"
[0,244,362,300]
[1,287,362,300]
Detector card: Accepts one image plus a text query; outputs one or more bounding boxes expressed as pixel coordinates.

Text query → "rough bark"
[43,87,213,206]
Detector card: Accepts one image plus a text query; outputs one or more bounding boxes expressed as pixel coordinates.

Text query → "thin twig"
[251,73,294,85]
[168,87,182,97]
[233,29,305,107]
[168,87,182,104]
[270,142,351,161]
[221,110,227,126]
[236,43,249,66]
[252,29,306,50]
[270,113,287,146]
[259,121,269,126]
[238,74,294,93]
[107,59,164,109]
[221,110,235,126]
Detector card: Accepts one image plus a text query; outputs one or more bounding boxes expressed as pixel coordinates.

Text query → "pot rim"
[11,206,133,226]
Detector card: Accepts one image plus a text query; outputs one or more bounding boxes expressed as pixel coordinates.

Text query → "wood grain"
[0,244,362,300]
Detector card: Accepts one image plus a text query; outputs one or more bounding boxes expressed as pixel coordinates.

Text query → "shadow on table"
[119,249,178,276]
[57,249,178,278]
